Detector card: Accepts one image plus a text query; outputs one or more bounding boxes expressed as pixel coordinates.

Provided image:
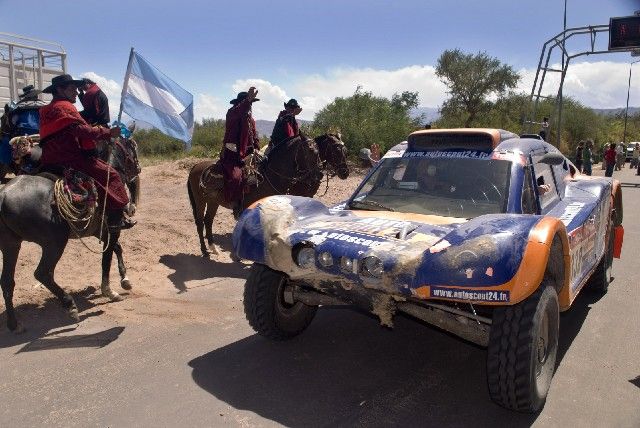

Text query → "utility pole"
[623,59,640,147]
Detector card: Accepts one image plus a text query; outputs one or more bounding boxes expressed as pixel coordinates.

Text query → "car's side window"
[532,161,559,211]
[521,166,537,214]
[552,160,571,197]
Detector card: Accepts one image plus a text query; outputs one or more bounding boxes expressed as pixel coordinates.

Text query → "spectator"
[582,140,593,176]
[629,143,640,168]
[574,141,584,173]
[615,142,625,170]
[539,117,549,141]
[604,143,617,177]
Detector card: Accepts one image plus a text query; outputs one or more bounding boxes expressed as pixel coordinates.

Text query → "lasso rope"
[53,178,111,254]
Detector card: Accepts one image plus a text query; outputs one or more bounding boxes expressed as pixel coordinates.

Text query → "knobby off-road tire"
[487,282,559,413]
[585,220,614,294]
[243,263,317,340]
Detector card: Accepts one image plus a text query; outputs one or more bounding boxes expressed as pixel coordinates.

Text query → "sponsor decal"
[402,150,490,159]
[306,217,413,237]
[558,202,585,226]
[430,286,510,302]
[304,229,385,249]
[328,202,347,213]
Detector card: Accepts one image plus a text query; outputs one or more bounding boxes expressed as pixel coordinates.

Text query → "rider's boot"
[107,209,137,231]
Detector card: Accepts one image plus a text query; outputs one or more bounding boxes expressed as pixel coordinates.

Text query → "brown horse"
[187,134,349,258]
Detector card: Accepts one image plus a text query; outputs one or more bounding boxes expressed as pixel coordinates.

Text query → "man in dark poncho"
[78,78,110,126]
[221,87,261,218]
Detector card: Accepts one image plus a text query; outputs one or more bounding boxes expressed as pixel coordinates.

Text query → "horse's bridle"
[318,134,348,178]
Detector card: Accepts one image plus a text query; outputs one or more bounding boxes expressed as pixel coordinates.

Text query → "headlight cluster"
[292,243,332,269]
[361,256,384,278]
[291,243,384,278]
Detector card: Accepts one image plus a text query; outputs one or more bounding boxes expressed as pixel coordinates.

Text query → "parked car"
[626,142,638,162]
[233,129,624,413]
[519,133,544,140]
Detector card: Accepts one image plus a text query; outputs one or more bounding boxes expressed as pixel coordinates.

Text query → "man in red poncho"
[39,74,135,230]
[78,78,110,126]
[268,98,302,151]
[221,87,261,218]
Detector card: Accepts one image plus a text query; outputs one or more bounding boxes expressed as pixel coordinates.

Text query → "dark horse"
[0,136,141,332]
[187,133,349,257]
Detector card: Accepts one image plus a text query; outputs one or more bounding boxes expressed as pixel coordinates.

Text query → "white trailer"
[0,32,66,106]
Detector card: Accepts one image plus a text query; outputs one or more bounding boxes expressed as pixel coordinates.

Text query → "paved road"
[1,168,639,427]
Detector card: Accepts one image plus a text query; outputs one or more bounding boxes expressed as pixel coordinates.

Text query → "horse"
[187,133,349,258]
[0,135,141,332]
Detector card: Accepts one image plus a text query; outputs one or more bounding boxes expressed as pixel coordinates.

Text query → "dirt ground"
[4,158,367,327]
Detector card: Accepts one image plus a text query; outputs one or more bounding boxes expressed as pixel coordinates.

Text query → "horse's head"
[96,137,141,184]
[316,133,349,179]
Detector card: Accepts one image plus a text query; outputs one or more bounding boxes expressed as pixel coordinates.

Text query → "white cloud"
[83,60,640,125]
[194,93,227,120]
[517,61,640,109]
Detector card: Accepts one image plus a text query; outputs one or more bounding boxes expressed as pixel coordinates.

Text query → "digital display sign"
[609,16,640,50]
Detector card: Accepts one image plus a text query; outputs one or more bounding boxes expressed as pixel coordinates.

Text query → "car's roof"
[496,137,558,154]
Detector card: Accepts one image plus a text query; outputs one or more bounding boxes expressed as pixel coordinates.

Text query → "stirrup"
[108,216,137,231]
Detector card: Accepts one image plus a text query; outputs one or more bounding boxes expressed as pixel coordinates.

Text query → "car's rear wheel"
[487,282,559,413]
[243,263,317,340]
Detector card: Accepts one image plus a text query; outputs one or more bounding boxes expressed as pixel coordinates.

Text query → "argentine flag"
[120,50,194,147]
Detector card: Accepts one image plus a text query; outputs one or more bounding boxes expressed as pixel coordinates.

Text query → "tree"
[436,49,520,127]
[312,87,422,155]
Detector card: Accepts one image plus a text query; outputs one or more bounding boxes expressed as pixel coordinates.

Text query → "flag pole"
[117,47,135,124]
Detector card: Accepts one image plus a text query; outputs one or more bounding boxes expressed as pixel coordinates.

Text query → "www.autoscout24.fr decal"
[430,286,510,302]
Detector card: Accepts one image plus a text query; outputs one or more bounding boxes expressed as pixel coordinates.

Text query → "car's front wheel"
[487,282,559,413]
[243,263,317,340]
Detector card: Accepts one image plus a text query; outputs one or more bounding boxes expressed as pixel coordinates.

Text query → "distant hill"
[410,106,441,124]
[592,107,640,116]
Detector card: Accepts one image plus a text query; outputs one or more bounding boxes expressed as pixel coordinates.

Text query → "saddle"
[199,153,264,195]
[38,168,101,237]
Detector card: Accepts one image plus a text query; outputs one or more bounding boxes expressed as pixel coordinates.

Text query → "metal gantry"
[523,24,620,147]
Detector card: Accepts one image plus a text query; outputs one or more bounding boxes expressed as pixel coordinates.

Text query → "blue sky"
[2,0,640,120]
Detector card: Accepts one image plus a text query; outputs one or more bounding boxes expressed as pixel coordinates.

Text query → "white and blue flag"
[120,50,194,147]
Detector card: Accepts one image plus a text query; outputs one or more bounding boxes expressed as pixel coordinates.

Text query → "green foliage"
[311,86,422,156]
[436,49,520,127]
[133,118,227,159]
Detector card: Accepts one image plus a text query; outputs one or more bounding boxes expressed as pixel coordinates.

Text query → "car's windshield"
[349,156,512,219]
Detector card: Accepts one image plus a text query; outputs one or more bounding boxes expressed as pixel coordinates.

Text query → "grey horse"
[0,139,140,332]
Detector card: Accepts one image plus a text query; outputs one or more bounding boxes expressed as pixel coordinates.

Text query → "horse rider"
[38,74,135,230]
[0,85,47,168]
[221,86,261,218]
[268,98,302,154]
[78,78,110,126]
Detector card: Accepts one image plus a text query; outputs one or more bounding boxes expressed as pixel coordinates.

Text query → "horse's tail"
[187,173,199,224]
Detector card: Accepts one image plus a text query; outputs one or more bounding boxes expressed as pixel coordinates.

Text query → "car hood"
[233,195,543,293]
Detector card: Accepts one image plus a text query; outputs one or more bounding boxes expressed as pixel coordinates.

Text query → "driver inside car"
[418,162,456,195]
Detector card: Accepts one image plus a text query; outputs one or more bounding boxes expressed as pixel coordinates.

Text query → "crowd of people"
[578,140,640,178]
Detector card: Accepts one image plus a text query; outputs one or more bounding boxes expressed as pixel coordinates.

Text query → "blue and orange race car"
[232,128,624,413]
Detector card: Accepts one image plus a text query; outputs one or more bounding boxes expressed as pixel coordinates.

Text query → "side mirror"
[537,152,565,166]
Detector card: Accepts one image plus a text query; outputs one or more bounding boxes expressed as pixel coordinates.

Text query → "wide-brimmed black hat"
[42,74,84,94]
[284,98,300,109]
[18,84,41,99]
[230,91,260,105]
